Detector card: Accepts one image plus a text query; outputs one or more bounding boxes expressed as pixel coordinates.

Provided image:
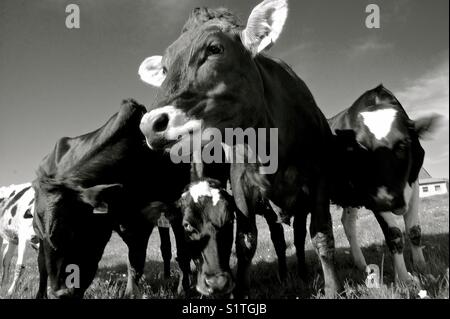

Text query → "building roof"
[419,178,447,186]
[419,167,432,179]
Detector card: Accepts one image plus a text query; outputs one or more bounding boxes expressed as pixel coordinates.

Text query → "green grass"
[2,195,448,299]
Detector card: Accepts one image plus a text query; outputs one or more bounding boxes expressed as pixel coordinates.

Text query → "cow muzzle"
[140,105,203,151]
[197,272,234,297]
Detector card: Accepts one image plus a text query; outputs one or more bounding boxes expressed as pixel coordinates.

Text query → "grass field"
[2,194,448,299]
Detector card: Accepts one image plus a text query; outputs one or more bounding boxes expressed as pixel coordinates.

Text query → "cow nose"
[204,272,233,294]
[152,113,169,132]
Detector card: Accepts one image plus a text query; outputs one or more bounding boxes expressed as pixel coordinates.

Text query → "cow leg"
[7,239,28,297]
[235,211,257,298]
[1,241,17,293]
[309,177,341,296]
[0,237,4,280]
[293,212,308,280]
[158,226,172,279]
[374,212,411,283]
[341,207,367,271]
[36,240,48,299]
[171,217,191,295]
[403,181,426,271]
[263,209,287,281]
[121,229,151,299]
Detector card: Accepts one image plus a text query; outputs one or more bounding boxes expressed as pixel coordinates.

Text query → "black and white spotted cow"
[328,84,441,283]
[0,183,39,296]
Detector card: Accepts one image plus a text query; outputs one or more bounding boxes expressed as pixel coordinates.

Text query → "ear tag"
[365,264,380,288]
[157,212,170,228]
[93,203,108,214]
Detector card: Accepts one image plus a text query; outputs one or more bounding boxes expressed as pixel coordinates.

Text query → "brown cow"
[138,0,341,297]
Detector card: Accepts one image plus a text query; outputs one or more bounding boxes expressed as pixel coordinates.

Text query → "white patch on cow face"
[189,181,221,206]
[138,55,166,87]
[360,109,397,140]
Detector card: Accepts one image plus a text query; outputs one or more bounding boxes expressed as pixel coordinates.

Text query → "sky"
[0,0,448,185]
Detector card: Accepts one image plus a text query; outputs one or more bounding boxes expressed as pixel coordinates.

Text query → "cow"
[32,99,192,298]
[0,183,39,297]
[328,84,441,283]
[177,178,236,296]
[138,0,341,297]
[180,159,287,296]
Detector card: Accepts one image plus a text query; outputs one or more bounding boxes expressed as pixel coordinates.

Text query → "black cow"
[138,0,341,297]
[32,99,192,298]
[177,178,235,296]
[328,84,440,282]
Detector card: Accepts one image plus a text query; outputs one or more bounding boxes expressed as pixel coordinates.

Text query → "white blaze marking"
[360,109,397,140]
[189,181,220,206]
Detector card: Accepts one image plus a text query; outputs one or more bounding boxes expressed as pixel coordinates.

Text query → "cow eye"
[183,221,197,234]
[396,141,409,155]
[206,43,224,56]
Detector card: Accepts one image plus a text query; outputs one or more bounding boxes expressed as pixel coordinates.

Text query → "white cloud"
[396,60,449,120]
[396,58,449,177]
[278,42,314,60]
[348,37,394,57]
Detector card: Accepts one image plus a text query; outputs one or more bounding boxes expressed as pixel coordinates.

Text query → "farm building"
[418,168,448,198]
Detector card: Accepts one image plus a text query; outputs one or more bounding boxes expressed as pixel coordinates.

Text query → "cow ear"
[411,113,442,139]
[242,0,288,54]
[80,184,123,214]
[409,140,425,184]
[229,165,249,217]
[138,55,166,87]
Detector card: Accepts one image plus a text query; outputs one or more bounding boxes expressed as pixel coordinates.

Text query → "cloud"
[396,59,449,120]
[348,37,394,57]
[426,147,449,165]
[396,58,449,177]
[277,42,314,60]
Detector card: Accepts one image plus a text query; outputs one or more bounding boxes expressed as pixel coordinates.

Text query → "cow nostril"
[152,113,169,133]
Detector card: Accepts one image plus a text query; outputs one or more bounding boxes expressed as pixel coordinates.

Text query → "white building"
[418,168,448,198]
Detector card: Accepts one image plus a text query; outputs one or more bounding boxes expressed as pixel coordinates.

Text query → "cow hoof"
[396,272,420,288]
[123,289,142,299]
[324,286,340,299]
[177,277,190,296]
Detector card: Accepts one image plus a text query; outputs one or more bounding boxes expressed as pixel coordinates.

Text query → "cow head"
[32,177,123,298]
[351,104,440,214]
[139,0,288,152]
[177,179,235,296]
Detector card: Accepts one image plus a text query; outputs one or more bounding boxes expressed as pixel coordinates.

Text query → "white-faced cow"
[32,100,192,298]
[177,178,236,296]
[0,183,39,297]
[138,0,341,296]
[328,84,440,283]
